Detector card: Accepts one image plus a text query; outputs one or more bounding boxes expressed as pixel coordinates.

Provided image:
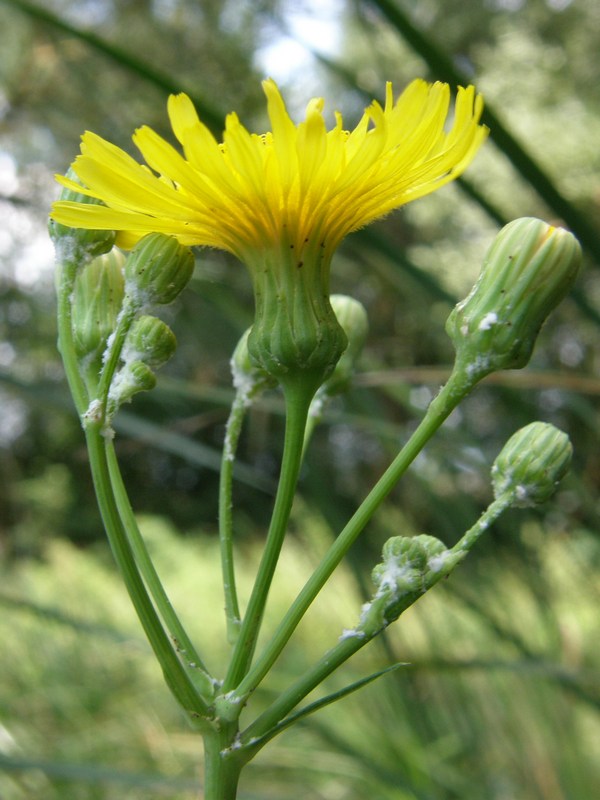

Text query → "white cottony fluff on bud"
[357,534,460,637]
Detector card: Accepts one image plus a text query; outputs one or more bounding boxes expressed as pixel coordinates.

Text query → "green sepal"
[231,327,278,400]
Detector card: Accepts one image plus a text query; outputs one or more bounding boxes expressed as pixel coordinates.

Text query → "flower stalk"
[51,75,582,800]
[222,379,315,693]
[54,223,212,720]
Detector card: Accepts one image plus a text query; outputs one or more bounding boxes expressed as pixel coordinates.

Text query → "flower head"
[52,79,486,392]
[51,79,487,263]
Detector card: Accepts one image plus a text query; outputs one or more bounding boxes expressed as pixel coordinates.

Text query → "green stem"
[202,726,245,800]
[105,438,213,686]
[85,424,209,718]
[56,251,208,719]
[301,393,325,459]
[221,380,314,692]
[56,258,89,418]
[232,368,476,700]
[95,299,138,420]
[218,390,247,644]
[451,493,513,559]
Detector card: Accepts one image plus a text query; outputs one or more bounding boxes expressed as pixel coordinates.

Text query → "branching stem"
[232,368,478,700]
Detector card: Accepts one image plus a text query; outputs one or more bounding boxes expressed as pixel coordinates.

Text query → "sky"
[256,0,344,82]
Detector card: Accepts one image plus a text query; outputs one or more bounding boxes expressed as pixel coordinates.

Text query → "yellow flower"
[52,79,487,389]
[51,79,487,264]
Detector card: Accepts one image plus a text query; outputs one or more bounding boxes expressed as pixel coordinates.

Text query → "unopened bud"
[320,295,369,396]
[123,315,177,370]
[491,422,572,506]
[108,360,156,409]
[231,328,277,401]
[359,534,457,636]
[49,169,116,261]
[124,233,195,306]
[446,218,582,381]
[72,249,125,363]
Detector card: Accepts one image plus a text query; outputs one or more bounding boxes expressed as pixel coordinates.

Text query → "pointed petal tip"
[261,77,283,104]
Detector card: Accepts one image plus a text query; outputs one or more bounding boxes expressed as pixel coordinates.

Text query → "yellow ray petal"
[51,79,488,260]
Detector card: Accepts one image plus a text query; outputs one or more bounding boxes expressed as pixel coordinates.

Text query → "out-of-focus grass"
[1,509,598,799]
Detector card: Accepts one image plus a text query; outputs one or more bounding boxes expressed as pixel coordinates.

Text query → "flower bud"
[123,315,177,370]
[231,328,277,401]
[49,169,116,261]
[358,534,457,636]
[108,360,156,409]
[72,248,125,363]
[491,422,572,506]
[446,218,582,381]
[124,233,195,306]
[319,294,369,396]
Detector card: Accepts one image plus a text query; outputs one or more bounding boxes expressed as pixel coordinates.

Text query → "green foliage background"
[0,0,599,798]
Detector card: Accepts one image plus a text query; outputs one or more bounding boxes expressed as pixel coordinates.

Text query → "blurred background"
[0,0,599,798]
